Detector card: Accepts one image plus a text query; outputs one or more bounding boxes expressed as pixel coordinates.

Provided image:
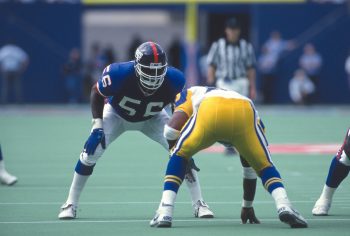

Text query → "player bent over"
[58,42,213,219]
[150,86,308,228]
[0,145,17,186]
[313,128,350,216]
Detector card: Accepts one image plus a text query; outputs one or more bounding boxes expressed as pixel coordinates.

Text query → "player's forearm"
[207,65,216,86]
[91,84,105,121]
[240,156,258,207]
[164,111,189,150]
[243,178,257,206]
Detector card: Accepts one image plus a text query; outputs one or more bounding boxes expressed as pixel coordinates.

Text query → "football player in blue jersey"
[313,128,350,216]
[58,42,214,219]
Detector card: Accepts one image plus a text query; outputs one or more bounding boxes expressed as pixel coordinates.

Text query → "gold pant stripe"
[264,177,281,188]
[165,175,183,183]
[265,179,282,189]
[164,178,181,186]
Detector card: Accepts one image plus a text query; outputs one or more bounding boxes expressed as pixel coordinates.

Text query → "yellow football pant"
[172,97,272,174]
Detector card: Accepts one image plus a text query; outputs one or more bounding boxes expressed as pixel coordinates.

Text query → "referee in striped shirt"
[207,18,257,100]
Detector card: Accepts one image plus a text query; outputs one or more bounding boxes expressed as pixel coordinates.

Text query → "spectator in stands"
[103,45,117,68]
[310,0,346,4]
[128,35,142,60]
[168,37,186,71]
[263,31,295,60]
[299,44,322,87]
[86,43,104,84]
[63,48,82,103]
[258,46,279,104]
[289,69,315,105]
[82,43,104,101]
[0,42,29,104]
[345,51,350,90]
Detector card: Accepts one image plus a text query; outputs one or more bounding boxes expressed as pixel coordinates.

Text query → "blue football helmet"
[134,42,167,95]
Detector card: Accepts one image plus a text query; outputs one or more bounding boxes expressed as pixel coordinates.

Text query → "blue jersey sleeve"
[96,63,124,97]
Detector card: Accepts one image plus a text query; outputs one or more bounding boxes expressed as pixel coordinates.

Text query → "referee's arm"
[246,43,257,100]
[247,67,256,100]
[207,42,219,86]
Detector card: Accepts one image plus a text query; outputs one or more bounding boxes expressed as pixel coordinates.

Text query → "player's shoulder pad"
[98,61,134,96]
[165,66,186,93]
[104,61,134,79]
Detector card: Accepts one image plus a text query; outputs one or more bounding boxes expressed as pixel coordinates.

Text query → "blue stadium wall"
[0,3,82,103]
[0,3,349,104]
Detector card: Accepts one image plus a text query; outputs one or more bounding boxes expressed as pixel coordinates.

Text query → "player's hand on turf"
[241,207,260,224]
[84,128,106,155]
[184,158,200,183]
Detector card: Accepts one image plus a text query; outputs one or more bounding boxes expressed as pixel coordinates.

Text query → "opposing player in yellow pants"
[150,86,308,228]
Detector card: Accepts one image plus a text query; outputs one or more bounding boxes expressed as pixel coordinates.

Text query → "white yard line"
[0,186,242,190]
[1,218,350,224]
[0,200,348,205]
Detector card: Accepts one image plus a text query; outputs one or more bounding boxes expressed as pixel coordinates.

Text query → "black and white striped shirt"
[207,38,256,81]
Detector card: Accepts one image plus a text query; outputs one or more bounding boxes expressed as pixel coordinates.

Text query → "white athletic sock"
[271,187,292,210]
[185,169,204,206]
[160,190,177,206]
[66,172,90,205]
[158,190,177,216]
[319,185,336,201]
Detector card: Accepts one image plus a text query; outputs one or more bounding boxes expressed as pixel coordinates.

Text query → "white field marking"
[0,186,242,190]
[1,218,350,224]
[0,200,349,205]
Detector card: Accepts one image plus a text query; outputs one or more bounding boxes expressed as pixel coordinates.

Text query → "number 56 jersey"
[96,61,185,122]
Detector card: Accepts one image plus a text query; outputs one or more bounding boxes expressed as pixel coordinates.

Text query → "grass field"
[1,105,350,236]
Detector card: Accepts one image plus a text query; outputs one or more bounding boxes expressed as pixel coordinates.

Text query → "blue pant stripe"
[172,113,198,156]
[251,104,272,164]
[257,123,269,147]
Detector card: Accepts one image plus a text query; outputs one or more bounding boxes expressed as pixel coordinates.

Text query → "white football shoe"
[278,206,308,228]
[58,203,77,219]
[0,170,17,186]
[150,203,173,228]
[312,198,331,216]
[193,200,214,218]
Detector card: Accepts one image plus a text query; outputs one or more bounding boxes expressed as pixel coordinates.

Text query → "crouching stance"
[150,86,308,228]
[313,128,350,216]
[58,42,213,219]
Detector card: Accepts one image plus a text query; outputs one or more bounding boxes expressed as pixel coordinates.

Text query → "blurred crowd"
[1,34,350,105]
[60,36,186,103]
[0,0,79,3]
[1,18,350,105]
[258,31,323,105]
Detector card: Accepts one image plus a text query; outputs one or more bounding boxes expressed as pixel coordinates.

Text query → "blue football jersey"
[96,61,185,122]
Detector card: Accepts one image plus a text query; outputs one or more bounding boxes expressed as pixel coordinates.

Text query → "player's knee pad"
[243,167,257,179]
[79,145,105,166]
[339,153,350,166]
[75,159,95,176]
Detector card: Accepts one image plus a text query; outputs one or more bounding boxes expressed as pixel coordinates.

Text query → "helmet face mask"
[134,42,167,95]
[135,61,167,91]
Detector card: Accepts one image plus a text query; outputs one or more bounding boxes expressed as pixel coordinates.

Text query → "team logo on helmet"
[135,49,143,61]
